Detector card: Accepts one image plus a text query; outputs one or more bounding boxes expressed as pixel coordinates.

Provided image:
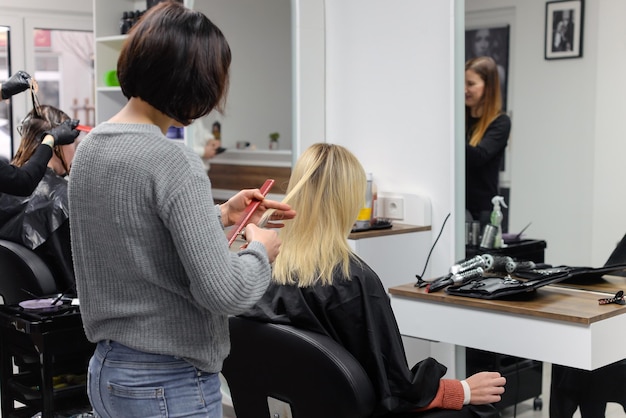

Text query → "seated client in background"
[0,105,79,293]
[241,142,505,417]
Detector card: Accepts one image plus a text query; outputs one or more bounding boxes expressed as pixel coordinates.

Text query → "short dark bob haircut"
[117,1,231,125]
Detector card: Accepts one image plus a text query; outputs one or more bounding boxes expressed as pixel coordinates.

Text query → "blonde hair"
[466,56,503,147]
[270,143,366,286]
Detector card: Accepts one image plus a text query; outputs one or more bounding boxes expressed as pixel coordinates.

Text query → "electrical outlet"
[383,196,404,220]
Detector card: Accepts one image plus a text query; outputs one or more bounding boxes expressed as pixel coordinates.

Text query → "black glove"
[42,119,80,146]
[1,71,32,100]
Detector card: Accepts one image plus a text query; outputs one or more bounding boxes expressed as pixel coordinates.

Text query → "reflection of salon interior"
[466,1,626,417]
[2,1,626,418]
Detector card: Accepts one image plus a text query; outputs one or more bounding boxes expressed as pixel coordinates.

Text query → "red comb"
[226,179,275,247]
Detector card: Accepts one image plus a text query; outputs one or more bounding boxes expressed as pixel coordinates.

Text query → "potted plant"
[269,132,280,150]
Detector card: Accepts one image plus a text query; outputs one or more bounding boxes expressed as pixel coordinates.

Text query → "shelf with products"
[94,36,125,123]
[94,0,135,124]
[94,0,192,142]
[94,36,125,89]
[94,1,146,38]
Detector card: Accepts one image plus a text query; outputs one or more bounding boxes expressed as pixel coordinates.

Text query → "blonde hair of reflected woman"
[263,143,366,287]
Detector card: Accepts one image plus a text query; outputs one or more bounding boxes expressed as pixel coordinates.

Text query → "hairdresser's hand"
[1,70,32,100]
[242,224,281,263]
[42,119,80,146]
[221,188,296,228]
[465,372,506,405]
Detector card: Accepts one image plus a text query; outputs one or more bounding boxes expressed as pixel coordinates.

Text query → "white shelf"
[94,1,128,124]
[96,35,127,44]
[97,87,122,93]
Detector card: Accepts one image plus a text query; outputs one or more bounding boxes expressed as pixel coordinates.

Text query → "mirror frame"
[291,0,325,165]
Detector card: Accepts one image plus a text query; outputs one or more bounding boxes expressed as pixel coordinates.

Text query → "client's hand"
[465,371,506,405]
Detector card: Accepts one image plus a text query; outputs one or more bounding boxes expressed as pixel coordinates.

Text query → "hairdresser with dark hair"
[0,70,79,196]
[68,3,294,417]
[465,56,511,223]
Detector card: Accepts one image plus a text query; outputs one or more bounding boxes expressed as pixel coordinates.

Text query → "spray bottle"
[490,196,508,249]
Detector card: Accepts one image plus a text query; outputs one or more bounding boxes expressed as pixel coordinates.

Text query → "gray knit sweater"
[68,123,271,372]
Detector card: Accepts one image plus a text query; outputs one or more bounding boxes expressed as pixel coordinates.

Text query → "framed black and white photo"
[545,0,584,60]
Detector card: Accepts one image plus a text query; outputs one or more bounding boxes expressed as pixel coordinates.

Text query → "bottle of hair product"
[120,11,130,35]
[354,173,373,230]
[490,196,508,249]
[370,176,378,224]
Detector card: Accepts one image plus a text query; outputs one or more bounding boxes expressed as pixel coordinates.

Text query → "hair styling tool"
[505,260,537,273]
[76,124,92,133]
[449,255,486,275]
[482,254,513,273]
[415,213,451,287]
[427,267,484,293]
[226,179,275,247]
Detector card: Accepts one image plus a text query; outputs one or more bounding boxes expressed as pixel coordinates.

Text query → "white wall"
[466,0,626,266]
[593,0,626,265]
[325,0,460,278]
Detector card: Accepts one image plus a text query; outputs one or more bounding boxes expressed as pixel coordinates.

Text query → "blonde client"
[242,143,505,417]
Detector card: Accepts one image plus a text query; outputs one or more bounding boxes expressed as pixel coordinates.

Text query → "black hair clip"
[598,290,625,305]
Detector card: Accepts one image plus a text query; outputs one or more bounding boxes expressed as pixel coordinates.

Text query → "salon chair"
[223,316,497,418]
[0,238,58,304]
[549,233,626,417]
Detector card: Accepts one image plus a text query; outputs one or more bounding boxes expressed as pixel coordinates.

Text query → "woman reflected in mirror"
[465,56,511,226]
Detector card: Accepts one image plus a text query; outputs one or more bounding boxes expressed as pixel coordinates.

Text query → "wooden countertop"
[348,223,430,240]
[552,273,625,294]
[389,281,626,325]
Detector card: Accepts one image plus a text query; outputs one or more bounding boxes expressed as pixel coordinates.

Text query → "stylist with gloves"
[1,70,31,100]
[0,70,80,196]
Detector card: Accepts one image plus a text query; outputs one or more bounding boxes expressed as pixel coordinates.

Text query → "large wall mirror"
[189,0,325,161]
[192,0,293,153]
[464,0,625,267]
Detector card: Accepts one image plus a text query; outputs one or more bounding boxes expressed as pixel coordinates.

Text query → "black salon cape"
[0,169,75,291]
[241,257,449,416]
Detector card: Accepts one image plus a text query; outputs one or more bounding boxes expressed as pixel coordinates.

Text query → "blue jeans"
[88,340,222,418]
